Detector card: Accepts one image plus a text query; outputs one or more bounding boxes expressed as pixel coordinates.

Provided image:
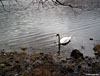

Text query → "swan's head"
[56,33,60,37]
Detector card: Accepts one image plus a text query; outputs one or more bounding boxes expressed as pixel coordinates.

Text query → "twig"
[0,0,10,12]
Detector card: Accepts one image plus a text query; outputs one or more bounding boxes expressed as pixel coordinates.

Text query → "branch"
[0,0,10,12]
[24,0,35,10]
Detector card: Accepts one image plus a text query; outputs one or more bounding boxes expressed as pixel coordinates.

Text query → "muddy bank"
[0,46,100,76]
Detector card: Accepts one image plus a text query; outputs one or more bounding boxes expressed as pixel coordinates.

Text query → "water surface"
[0,4,100,57]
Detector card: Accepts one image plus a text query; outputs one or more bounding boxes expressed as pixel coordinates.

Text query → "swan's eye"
[56,34,59,36]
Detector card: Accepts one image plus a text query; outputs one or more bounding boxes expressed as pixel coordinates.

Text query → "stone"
[70,49,84,60]
[89,38,93,40]
[0,64,5,67]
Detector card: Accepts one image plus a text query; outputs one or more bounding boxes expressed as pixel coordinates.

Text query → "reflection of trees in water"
[0,0,54,12]
[0,0,100,12]
[0,0,11,12]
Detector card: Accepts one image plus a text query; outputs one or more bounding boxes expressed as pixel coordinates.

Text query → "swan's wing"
[60,37,71,44]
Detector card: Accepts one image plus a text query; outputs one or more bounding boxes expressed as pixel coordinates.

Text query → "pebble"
[0,64,5,67]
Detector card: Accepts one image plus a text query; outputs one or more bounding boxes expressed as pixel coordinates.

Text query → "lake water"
[0,3,100,57]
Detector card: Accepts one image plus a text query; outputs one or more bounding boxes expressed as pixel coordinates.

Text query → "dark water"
[0,4,100,57]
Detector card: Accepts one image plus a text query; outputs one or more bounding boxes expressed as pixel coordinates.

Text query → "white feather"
[60,36,71,44]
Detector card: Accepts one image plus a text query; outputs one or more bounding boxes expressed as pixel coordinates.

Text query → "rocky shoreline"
[0,44,100,76]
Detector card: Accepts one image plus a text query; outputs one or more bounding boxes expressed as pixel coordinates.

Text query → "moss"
[93,44,100,53]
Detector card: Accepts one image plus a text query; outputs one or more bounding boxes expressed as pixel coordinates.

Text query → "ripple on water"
[0,5,100,57]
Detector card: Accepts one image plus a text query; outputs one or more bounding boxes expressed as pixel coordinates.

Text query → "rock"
[85,56,89,59]
[94,52,99,57]
[78,65,82,69]
[33,60,42,65]
[61,60,67,63]
[60,66,74,74]
[15,61,19,63]
[5,63,12,66]
[15,74,19,76]
[0,64,5,67]
[93,44,100,56]
[89,38,93,40]
[20,46,28,51]
[67,68,74,73]
[70,49,84,60]
[60,67,68,74]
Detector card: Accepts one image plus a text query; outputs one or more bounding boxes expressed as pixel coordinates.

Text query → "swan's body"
[60,36,71,45]
[56,34,72,55]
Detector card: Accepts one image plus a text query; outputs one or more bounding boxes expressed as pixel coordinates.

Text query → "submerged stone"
[70,49,84,60]
[20,46,28,51]
[89,38,93,40]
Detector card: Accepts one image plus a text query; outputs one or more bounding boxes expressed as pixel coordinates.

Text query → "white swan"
[56,34,71,45]
[56,33,72,55]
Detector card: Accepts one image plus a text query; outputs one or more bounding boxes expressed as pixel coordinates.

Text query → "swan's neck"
[58,35,60,45]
